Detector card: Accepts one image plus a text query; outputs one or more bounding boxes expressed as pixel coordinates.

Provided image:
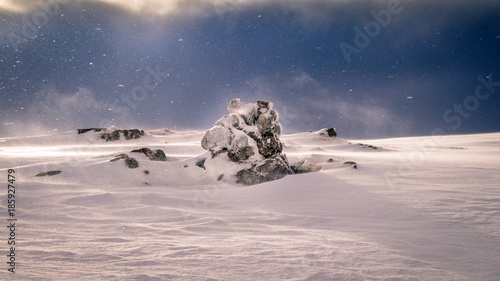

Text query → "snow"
[1,130,500,280]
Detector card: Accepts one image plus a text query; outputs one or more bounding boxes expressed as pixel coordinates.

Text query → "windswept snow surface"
[1,130,500,280]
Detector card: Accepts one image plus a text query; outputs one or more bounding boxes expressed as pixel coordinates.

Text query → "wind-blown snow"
[1,130,499,280]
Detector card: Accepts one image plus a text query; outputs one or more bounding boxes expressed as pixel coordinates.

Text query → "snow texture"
[1,130,500,280]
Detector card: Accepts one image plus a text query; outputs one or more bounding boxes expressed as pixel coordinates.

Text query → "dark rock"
[100,129,145,141]
[123,129,144,140]
[195,158,207,170]
[257,130,283,157]
[236,155,292,186]
[257,100,270,109]
[125,158,139,168]
[110,153,138,168]
[327,128,337,137]
[143,170,150,175]
[101,130,121,141]
[228,146,255,162]
[358,143,378,150]
[110,154,129,162]
[319,128,337,138]
[35,170,61,177]
[131,148,166,161]
[77,128,105,134]
[217,174,224,181]
[343,161,357,169]
[327,159,334,163]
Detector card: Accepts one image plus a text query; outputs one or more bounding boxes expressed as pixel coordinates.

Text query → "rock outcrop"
[201,99,293,185]
[101,129,144,141]
[131,148,166,161]
[77,127,145,141]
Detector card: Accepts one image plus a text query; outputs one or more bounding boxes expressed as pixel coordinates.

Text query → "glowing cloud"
[0,0,342,17]
[0,0,256,15]
[0,0,32,12]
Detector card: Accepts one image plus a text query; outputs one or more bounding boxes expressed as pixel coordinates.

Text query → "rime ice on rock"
[201,99,293,185]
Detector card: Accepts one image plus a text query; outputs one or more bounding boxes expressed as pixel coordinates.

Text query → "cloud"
[226,72,413,138]
[0,0,254,15]
[1,88,112,137]
[284,73,413,138]
[0,0,32,12]
[0,0,397,17]
[1,0,493,23]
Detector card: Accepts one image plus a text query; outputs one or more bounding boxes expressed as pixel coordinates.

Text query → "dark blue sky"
[1,0,500,138]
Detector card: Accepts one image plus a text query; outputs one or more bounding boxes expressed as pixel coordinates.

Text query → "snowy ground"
[1,130,499,280]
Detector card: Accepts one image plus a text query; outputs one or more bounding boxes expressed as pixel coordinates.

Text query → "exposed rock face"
[131,148,166,161]
[101,129,144,141]
[201,99,293,185]
[77,127,145,141]
[235,154,291,185]
[228,146,254,162]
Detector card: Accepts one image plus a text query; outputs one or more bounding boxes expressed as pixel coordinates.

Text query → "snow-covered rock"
[318,128,337,138]
[131,148,167,161]
[201,99,293,185]
[77,126,145,141]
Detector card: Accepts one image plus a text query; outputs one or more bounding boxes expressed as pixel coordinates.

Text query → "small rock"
[125,158,139,168]
[327,128,337,137]
[110,154,129,162]
[344,161,358,169]
[319,128,338,138]
[110,153,138,168]
[35,170,62,177]
[143,170,150,175]
[358,143,378,150]
[77,128,105,134]
[195,158,207,170]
